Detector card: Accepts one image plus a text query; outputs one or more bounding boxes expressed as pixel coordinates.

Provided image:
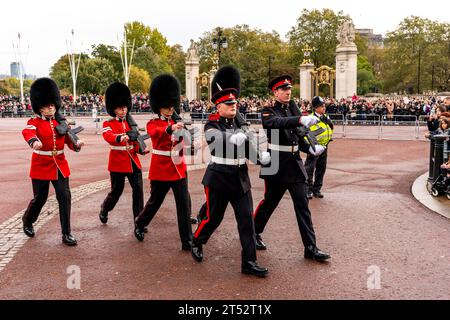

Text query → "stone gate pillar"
[185,40,199,101]
[335,20,358,100]
[299,63,315,101]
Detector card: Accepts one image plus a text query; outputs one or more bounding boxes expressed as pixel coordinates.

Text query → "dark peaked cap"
[268,75,293,91]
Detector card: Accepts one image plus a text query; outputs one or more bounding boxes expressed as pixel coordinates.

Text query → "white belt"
[33,150,64,156]
[268,144,299,152]
[211,156,247,166]
[111,146,134,151]
[152,149,180,157]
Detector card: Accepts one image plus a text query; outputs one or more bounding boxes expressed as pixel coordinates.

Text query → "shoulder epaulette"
[208,113,220,121]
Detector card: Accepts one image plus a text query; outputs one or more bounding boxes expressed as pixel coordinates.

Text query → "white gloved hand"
[260,151,271,165]
[300,115,319,128]
[309,145,326,156]
[229,132,248,146]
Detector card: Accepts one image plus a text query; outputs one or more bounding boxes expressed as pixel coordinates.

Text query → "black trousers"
[135,178,192,245]
[253,180,316,248]
[101,161,143,219]
[305,149,328,194]
[23,170,72,235]
[194,188,257,262]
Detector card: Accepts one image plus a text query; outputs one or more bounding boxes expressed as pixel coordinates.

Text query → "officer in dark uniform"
[191,66,269,277]
[253,75,331,262]
[305,96,334,199]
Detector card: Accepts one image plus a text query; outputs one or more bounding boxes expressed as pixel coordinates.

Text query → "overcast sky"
[0,0,448,77]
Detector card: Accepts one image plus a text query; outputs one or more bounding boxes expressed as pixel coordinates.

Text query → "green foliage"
[134,47,171,80]
[125,21,152,49]
[46,15,449,98]
[51,55,118,94]
[382,16,450,93]
[0,80,7,95]
[168,45,187,95]
[91,44,123,78]
[0,78,33,96]
[287,9,350,68]
[77,58,117,94]
[128,66,151,93]
[196,25,292,96]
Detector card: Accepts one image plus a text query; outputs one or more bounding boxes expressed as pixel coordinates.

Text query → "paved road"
[0,119,449,299]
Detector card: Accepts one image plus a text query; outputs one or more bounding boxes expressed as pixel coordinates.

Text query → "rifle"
[295,126,325,152]
[172,111,200,156]
[54,112,84,151]
[126,114,150,155]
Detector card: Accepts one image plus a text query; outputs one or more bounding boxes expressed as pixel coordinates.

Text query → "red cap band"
[272,79,292,91]
[215,93,236,104]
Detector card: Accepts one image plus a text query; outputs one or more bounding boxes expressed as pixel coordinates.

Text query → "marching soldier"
[134,74,193,251]
[191,66,269,277]
[253,75,331,262]
[21,78,84,246]
[99,82,145,229]
[305,96,334,199]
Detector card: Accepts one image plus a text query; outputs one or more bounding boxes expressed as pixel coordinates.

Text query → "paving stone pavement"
[0,179,110,273]
[0,163,206,274]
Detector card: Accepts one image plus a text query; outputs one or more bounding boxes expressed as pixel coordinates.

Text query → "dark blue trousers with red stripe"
[253,180,316,248]
[193,187,257,262]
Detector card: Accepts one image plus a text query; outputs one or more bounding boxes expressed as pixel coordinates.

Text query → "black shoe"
[143,227,148,233]
[182,241,192,251]
[313,192,324,199]
[191,243,203,262]
[23,224,35,238]
[134,227,145,242]
[190,216,198,224]
[304,245,330,262]
[99,210,108,224]
[242,261,268,278]
[255,234,267,250]
[307,191,313,200]
[62,234,78,246]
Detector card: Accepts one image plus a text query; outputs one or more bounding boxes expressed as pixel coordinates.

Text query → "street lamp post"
[212,28,228,68]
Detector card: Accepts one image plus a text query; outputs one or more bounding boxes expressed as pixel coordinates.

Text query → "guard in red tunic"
[21,78,84,246]
[134,74,193,251]
[99,82,145,230]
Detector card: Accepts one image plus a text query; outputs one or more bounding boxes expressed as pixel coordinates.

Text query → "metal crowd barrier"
[187,112,430,141]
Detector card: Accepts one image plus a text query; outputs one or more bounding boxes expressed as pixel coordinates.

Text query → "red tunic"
[147,117,187,181]
[102,118,142,173]
[22,116,78,180]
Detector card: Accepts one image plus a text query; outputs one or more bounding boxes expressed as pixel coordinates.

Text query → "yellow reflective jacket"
[308,112,334,146]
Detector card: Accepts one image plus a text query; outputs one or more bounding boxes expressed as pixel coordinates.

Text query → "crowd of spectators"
[2,93,449,122]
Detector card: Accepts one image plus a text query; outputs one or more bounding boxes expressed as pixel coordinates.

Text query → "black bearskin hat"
[105,82,132,117]
[30,78,62,114]
[149,74,181,114]
[211,65,241,105]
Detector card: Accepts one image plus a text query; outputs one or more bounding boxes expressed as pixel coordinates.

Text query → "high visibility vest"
[308,113,333,146]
